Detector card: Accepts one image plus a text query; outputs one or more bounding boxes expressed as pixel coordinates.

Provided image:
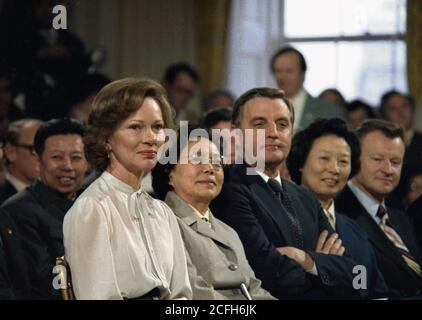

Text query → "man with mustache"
[336,119,422,297]
[211,87,359,299]
[1,118,88,299]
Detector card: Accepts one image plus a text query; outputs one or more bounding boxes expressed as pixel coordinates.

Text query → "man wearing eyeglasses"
[0,119,43,204]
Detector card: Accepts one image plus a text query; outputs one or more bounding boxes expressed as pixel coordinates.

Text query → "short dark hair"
[356,119,404,142]
[318,88,347,107]
[151,125,210,200]
[232,87,295,127]
[163,62,199,85]
[346,99,376,119]
[287,118,360,185]
[34,118,84,156]
[379,90,415,119]
[270,46,307,73]
[202,88,235,110]
[201,107,233,130]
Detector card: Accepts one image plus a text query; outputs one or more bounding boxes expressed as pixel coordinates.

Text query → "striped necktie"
[377,205,421,277]
[268,178,303,248]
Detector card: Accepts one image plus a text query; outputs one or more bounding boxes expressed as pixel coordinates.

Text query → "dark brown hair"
[231,87,295,127]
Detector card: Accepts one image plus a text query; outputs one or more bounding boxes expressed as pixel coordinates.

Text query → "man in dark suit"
[270,46,345,131]
[380,91,422,209]
[336,119,422,297]
[406,196,422,254]
[211,87,358,299]
[0,208,31,299]
[1,118,88,299]
[0,232,13,299]
[0,119,43,205]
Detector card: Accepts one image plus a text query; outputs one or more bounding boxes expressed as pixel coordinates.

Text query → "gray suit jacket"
[298,93,346,130]
[165,191,275,300]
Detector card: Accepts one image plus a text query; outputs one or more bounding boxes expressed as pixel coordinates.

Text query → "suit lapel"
[246,174,293,245]
[339,186,419,278]
[165,191,232,249]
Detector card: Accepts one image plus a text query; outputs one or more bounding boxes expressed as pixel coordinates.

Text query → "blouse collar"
[101,171,144,196]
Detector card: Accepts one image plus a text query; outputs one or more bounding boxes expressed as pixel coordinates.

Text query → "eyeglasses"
[14,143,35,153]
[180,153,225,169]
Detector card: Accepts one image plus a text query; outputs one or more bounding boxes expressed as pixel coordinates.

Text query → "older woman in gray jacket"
[152,127,275,300]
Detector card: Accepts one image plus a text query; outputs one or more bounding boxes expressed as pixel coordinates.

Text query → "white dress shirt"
[290,88,307,131]
[5,172,28,192]
[63,171,192,300]
[347,180,385,224]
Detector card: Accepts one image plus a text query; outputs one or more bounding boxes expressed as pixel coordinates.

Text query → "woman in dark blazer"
[287,118,391,299]
[152,127,274,300]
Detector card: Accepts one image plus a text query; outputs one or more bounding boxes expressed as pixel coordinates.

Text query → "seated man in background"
[345,100,376,131]
[336,119,422,297]
[379,91,422,209]
[162,62,199,125]
[202,88,235,111]
[0,119,43,205]
[1,118,88,299]
[407,196,422,252]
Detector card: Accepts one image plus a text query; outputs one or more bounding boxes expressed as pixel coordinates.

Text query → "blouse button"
[228,264,238,271]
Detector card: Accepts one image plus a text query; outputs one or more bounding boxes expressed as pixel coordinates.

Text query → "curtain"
[194,0,230,95]
[406,0,422,130]
[225,0,284,97]
[68,0,197,82]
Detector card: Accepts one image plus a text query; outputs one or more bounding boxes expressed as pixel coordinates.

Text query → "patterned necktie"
[267,178,303,248]
[324,209,336,231]
[377,205,422,277]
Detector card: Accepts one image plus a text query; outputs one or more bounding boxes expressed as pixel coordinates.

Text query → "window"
[284,0,407,106]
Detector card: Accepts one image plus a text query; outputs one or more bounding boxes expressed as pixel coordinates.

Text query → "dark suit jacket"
[211,165,359,299]
[407,196,422,252]
[0,235,13,299]
[0,179,18,205]
[0,209,31,299]
[1,180,74,299]
[336,185,422,296]
[335,212,390,298]
[406,131,422,170]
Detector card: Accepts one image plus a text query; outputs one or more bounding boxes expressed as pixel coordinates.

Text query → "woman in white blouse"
[63,78,192,300]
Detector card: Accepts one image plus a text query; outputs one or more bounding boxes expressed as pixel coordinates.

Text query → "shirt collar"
[290,88,307,131]
[101,171,143,195]
[188,203,211,222]
[291,88,307,107]
[348,180,386,223]
[165,191,212,224]
[5,172,29,192]
[323,200,336,227]
[32,179,74,212]
[253,168,282,187]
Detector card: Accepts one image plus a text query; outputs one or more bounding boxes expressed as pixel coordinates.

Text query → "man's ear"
[4,143,17,163]
[168,173,174,186]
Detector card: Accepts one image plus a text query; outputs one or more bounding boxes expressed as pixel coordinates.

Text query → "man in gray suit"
[270,46,345,131]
